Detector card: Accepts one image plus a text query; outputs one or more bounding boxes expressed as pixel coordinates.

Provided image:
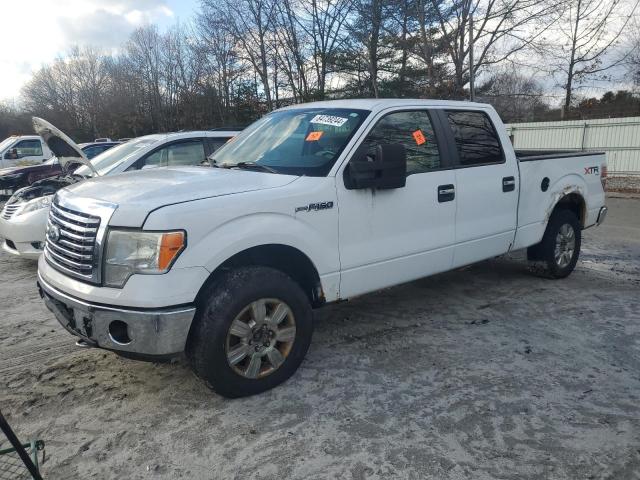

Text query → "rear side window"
[361,110,441,175]
[446,111,503,166]
[83,145,111,159]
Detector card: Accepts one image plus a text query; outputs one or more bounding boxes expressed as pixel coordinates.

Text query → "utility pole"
[469,14,475,101]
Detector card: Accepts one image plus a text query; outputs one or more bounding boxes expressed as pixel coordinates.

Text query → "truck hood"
[62,166,300,226]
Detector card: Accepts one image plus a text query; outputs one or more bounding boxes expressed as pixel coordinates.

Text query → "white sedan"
[0,118,239,259]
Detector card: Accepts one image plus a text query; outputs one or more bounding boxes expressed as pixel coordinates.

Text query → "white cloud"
[0,0,174,101]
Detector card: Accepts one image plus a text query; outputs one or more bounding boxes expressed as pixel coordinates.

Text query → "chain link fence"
[0,412,44,480]
[0,443,43,480]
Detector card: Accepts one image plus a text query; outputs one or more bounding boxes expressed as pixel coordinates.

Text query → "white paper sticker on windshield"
[310,114,348,127]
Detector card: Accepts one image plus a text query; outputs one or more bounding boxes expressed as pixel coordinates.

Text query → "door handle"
[502,176,516,192]
[438,184,455,202]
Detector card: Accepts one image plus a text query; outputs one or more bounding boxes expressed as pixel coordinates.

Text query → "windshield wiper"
[223,161,278,174]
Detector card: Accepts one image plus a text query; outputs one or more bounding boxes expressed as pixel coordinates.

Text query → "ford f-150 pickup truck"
[36,99,607,397]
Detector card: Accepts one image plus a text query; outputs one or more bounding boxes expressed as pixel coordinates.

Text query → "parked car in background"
[0,117,239,259]
[78,141,121,159]
[0,142,120,199]
[0,135,52,170]
[34,99,607,398]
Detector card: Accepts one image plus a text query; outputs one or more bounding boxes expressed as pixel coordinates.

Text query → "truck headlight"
[16,195,52,216]
[104,230,186,288]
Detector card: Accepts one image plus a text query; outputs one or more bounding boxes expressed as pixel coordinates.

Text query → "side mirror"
[5,148,18,160]
[344,144,407,190]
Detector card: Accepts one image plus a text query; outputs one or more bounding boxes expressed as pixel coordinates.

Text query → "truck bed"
[513,150,607,251]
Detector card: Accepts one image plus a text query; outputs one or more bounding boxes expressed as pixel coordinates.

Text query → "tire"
[186,266,313,398]
[528,208,581,279]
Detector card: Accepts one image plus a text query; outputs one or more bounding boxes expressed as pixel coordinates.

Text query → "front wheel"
[186,266,313,398]
[528,209,582,279]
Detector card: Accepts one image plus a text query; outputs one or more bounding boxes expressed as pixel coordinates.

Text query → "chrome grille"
[45,202,100,281]
[1,203,20,220]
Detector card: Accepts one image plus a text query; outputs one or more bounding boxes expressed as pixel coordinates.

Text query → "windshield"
[75,136,159,176]
[211,108,369,176]
[0,137,16,152]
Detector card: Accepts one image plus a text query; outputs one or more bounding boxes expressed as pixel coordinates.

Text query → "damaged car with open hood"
[0,118,239,259]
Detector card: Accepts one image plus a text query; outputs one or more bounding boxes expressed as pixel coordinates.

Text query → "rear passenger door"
[440,109,519,267]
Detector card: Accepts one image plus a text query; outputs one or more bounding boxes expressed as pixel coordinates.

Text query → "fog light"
[109,320,132,345]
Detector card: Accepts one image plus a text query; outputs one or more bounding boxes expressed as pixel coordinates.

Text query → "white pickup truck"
[36,99,607,397]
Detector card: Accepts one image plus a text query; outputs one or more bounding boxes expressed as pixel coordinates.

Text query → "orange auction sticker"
[412,129,426,145]
[306,131,324,141]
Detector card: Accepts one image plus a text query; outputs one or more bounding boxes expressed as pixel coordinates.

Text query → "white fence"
[506,117,640,175]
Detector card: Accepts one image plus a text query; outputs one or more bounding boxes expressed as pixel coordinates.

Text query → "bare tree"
[428,0,562,97]
[346,0,386,97]
[544,0,639,115]
[206,0,277,110]
[298,0,354,97]
[625,19,640,88]
[476,67,549,122]
[271,0,311,101]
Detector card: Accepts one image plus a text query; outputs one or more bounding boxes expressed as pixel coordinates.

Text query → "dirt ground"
[1,196,639,480]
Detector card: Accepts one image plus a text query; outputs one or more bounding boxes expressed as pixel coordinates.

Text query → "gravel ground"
[607,176,640,194]
[1,197,639,480]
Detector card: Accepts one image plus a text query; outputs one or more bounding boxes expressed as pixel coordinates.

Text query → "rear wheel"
[528,209,581,279]
[186,266,313,398]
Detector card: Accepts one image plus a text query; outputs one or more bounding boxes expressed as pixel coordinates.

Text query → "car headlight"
[16,195,52,216]
[104,229,186,288]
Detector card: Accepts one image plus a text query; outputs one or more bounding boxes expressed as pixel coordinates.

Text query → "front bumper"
[38,272,196,356]
[0,207,48,259]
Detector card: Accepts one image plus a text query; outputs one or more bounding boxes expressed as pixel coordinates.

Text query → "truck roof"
[276,98,492,113]
[3,135,42,140]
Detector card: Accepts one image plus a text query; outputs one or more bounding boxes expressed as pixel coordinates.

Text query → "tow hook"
[75,339,95,349]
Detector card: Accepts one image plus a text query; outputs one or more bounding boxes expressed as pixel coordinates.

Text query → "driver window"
[360,110,441,175]
[14,140,43,158]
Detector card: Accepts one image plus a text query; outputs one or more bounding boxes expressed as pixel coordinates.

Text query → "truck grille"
[1,203,20,220]
[44,202,100,281]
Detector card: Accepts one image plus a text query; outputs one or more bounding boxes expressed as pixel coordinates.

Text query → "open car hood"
[32,117,99,177]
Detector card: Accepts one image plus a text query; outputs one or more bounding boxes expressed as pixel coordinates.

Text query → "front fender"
[186,212,339,276]
[142,189,341,300]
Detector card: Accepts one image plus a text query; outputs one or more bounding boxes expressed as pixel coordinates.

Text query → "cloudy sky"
[0,0,197,102]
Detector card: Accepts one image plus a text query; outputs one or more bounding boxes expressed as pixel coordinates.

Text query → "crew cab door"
[336,109,457,298]
[437,109,519,267]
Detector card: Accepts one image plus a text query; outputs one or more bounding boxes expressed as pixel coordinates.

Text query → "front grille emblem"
[49,225,61,243]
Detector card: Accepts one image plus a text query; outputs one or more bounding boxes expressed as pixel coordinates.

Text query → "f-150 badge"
[295,202,334,213]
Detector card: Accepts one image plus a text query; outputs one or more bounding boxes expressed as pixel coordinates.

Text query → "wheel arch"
[544,173,588,229]
[195,244,326,309]
[548,190,587,228]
